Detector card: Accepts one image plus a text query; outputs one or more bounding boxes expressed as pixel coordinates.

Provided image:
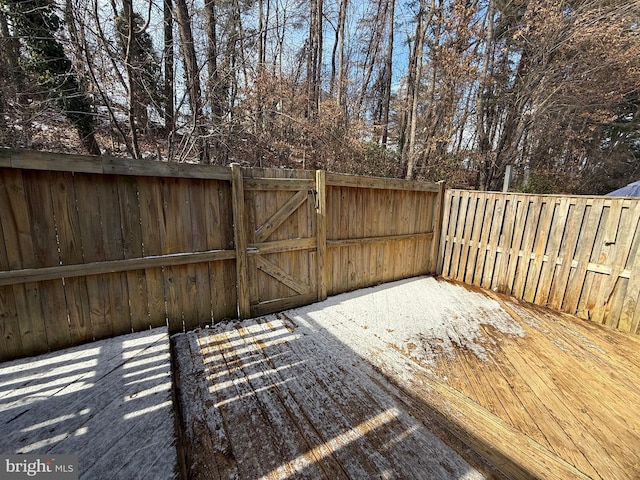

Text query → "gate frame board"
[237,171,322,318]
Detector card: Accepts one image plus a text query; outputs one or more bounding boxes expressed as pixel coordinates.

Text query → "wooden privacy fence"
[439,190,640,333]
[0,148,445,361]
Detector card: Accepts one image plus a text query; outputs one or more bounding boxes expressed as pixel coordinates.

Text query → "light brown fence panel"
[240,167,318,317]
[0,169,48,358]
[51,172,93,344]
[99,175,131,338]
[25,171,73,351]
[440,190,640,333]
[325,174,443,296]
[137,176,170,327]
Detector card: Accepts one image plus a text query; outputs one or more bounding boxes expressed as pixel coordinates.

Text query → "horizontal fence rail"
[325,177,444,295]
[0,148,444,360]
[439,190,640,334]
[0,164,238,361]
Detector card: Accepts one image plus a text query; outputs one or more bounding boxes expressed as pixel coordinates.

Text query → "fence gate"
[232,165,322,318]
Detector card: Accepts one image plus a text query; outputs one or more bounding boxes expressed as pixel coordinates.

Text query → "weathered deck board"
[174,317,494,478]
[175,276,640,480]
[0,327,177,480]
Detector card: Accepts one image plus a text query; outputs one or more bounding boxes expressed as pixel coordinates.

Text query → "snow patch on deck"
[291,276,525,368]
[174,280,496,479]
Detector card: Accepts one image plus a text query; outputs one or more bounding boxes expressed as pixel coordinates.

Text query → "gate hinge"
[310,189,319,209]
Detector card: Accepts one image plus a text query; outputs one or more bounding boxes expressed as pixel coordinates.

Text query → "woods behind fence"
[0,149,444,361]
[440,190,640,334]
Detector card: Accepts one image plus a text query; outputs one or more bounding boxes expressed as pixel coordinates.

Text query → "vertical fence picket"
[137,176,168,327]
[0,169,47,359]
[231,164,250,319]
[51,172,93,345]
[316,170,327,301]
[24,171,71,351]
[534,197,571,306]
[98,175,131,337]
[439,190,640,333]
[503,196,528,295]
[548,200,586,310]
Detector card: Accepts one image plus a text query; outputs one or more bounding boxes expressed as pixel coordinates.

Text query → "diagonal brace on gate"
[254,256,310,294]
[255,190,309,243]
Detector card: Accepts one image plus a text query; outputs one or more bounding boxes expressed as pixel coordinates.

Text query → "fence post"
[432,180,447,274]
[231,164,250,318]
[316,170,327,301]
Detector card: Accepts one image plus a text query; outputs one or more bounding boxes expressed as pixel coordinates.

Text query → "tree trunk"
[164,0,175,142]
[121,0,141,158]
[380,0,395,147]
[174,0,207,161]
[205,0,226,159]
[0,12,15,142]
[0,9,25,137]
[333,0,347,113]
[476,0,494,188]
[307,0,323,118]
[257,0,267,68]
[404,0,434,179]
[355,0,385,121]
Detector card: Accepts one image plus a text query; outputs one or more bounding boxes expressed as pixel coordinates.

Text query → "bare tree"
[307,0,323,118]
[174,0,206,161]
[331,0,347,114]
[164,0,175,144]
[403,0,435,179]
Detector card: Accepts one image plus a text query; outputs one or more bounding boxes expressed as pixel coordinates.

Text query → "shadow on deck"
[0,328,177,479]
[173,276,640,480]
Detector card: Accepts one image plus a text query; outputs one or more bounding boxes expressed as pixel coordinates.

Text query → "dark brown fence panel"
[0,155,237,361]
[440,190,640,334]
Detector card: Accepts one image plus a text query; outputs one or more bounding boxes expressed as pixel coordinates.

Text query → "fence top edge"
[326,172,441,192]
[447,188,640,201]
[1,148,233,180]
[2,148,445,190]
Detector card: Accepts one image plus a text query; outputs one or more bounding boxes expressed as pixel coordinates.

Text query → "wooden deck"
[173,276,640,480]
[0,327,177,479]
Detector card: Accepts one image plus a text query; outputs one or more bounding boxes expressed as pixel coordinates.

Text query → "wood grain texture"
[175,279,640,479]
[316,170,327,301]
[242,170,318,315]
[23,171,71,351]
[1,151,441,359]
[441,190,640,333]
[96,174,131,338]
[231,165,250,319]
[0,169,47,359]
[2,147,230,179]
[327,172,440,191]
[325,185,440,295]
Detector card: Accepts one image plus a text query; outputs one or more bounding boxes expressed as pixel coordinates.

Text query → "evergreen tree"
[2,0,101,154]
